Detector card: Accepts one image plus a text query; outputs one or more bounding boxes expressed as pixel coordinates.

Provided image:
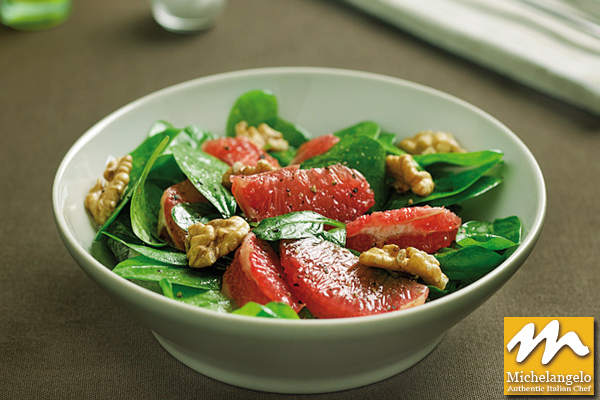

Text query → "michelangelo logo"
[504,317,594,395]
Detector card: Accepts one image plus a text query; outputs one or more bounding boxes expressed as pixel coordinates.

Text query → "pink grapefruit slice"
[157,179,207,251]
[230,164,374,223]
[202,136,280,167]
[222,232,302,312]
[345,206,461,253]
[280,237,429,318]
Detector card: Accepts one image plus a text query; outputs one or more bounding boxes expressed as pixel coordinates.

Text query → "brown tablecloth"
[1,0,598,398]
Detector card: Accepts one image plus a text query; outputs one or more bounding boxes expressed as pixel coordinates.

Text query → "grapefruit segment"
[346,206,461,253]
[202,136,280,167]
[222,232,302,312]
[290,133,340,165]
[157,179,207,251]
[230,164,374,223]
[280,238,429,318]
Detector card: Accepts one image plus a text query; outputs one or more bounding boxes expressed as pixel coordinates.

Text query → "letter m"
[507,320,589,364]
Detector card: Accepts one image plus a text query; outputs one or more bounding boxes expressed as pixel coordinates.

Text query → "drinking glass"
[150,0,227,33]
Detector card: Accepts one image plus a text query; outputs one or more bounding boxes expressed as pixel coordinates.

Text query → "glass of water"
[0,0,71,31]
[150,0,227,33]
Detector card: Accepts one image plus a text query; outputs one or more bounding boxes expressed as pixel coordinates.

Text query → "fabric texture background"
[343,0,600,116]
[1,0,598,399]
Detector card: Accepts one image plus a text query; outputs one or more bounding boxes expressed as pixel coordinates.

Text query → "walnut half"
[85,155,133,225]
[359,245,448,290]
[386,154,434,197]
[185,216,250,268]
[399,130,466,155]
[222,159,278,189]
[235,121,289,152]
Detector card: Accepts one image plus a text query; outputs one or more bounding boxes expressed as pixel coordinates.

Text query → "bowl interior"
[56,68,544,263]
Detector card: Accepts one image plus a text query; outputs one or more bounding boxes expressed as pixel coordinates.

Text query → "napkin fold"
[343,0,600,116]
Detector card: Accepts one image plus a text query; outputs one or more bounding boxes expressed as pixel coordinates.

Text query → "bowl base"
[151,330,444,394]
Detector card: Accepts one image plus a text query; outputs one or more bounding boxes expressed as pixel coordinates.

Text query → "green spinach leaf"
[269,147,298,167]
[171,202,221,232]
[317,227,347,247]
[252,211,345,242]
[147,153,186,189]
[426,280,469,300]
[384,159,502,209]
[377,132,405,156]
[232,302,300,319]
[490,215,522,244]
[113,255,222,290]
[414,150,503,167]
[301,135,388,210]
[334,121,381,140]
[272,118,310,148]
[95,133,176,240]
[226,90,310,147]
[147,120,180,138]
[226,89,278,136]
[102,231,188,265]
[425,175,502,207]
[181,125,219,147]
[159,279,234,313]
[436,246,506,281]
[130,137,171,246]
[171,144,237,218]
[455,216,522,250]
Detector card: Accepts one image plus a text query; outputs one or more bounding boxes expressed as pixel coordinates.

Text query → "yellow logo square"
[504,317,594,395]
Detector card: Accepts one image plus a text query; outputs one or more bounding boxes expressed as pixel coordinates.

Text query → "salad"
[85,89,522,319]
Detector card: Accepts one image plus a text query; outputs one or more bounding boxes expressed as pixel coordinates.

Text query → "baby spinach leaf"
[171,144,237,218]
[301,135,388,210]
[103,212,140,262]
[377,132,405,156]
[414,150,503,168]
[334,121,381,140]
[272,118,310,148]
[426,280,468,300]
[147,154,187,189]
[252,211,345,242]
[456,236,517,251]
[102,231,188,265]
[317,227,346,247]
[130,137,171,247]
[159,279,234,313]
[457,217,522,243]
[384,160,502,209]
[181,125,219,147]
[113,255,222,290]
[491,215,522,244]
[226,89,278,137]
[150,121,221,150]
[132,180,165,247]
[270,147,298,167]
[425,175,502,207]
[171,202,221,232]
[147,120,180,138]
[232,302,300,319]
[436,246,506,281]
[94,134,176,241]
[226,90,310,147]
[130,127,179,185]
[455,216,522,250]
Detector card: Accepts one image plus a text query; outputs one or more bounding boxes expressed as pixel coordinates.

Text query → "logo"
[504,317,594,396]
[507,319,590,364]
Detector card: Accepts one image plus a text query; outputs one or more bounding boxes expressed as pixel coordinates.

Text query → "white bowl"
[52,67,546,394]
